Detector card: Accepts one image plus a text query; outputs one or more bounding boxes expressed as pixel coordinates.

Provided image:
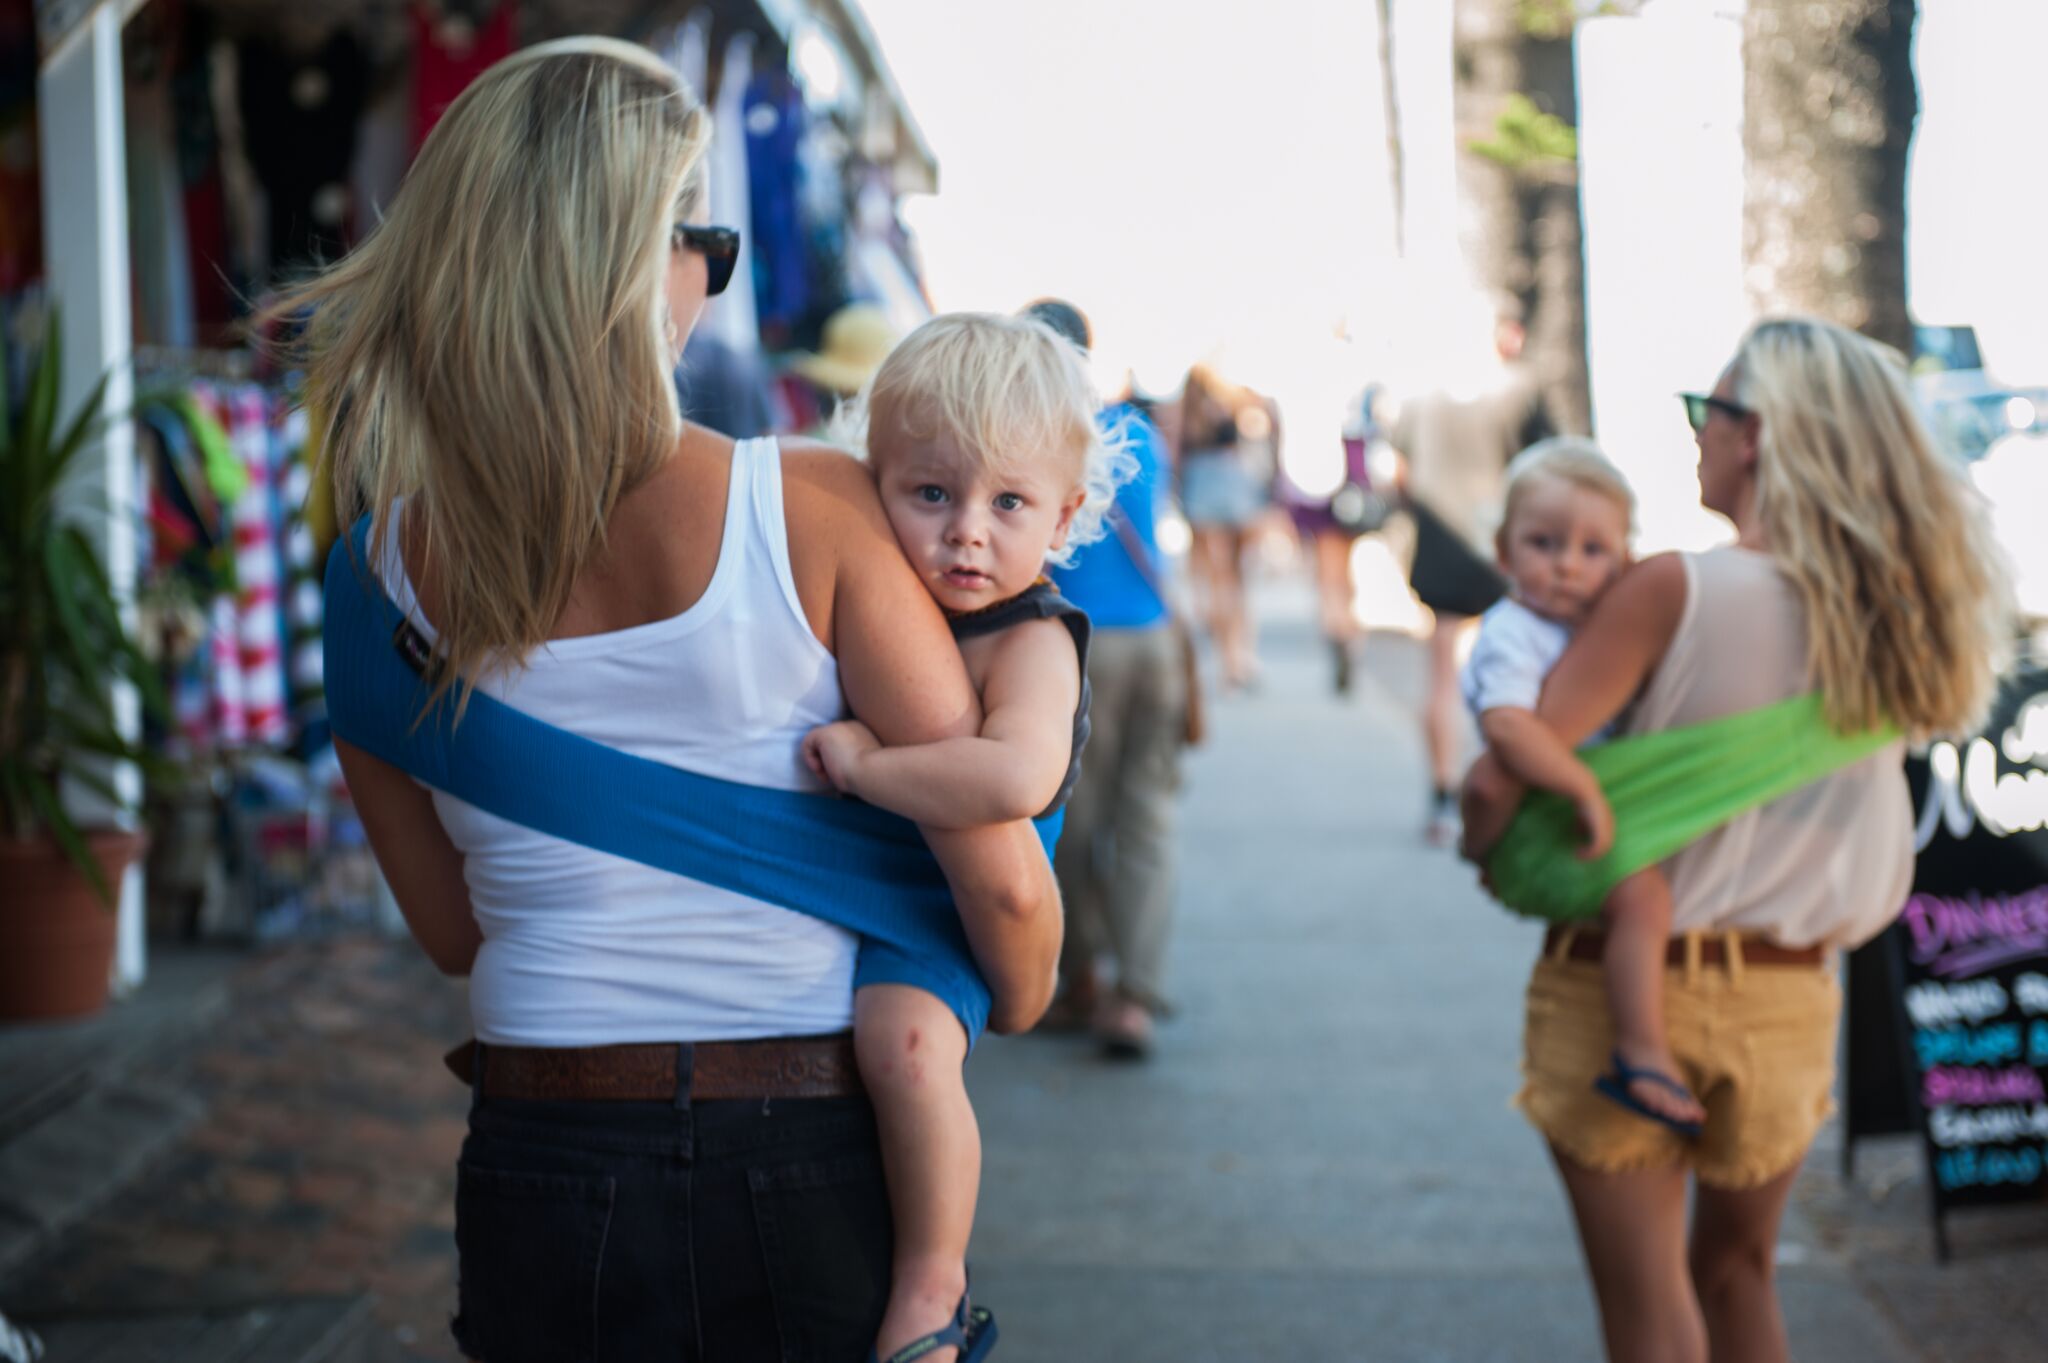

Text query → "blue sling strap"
[323,516,1029,1042]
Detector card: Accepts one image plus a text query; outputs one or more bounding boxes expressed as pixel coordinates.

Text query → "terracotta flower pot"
[0,830,149,1022]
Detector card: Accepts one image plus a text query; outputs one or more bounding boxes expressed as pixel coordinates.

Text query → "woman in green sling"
[1462,317,2010,1363]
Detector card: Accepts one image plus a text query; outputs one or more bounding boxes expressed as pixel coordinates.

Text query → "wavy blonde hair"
[268,37,709,713]
[836,312,1135,567]
[1729,317,2012,739]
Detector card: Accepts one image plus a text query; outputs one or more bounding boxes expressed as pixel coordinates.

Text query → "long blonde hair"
[1730,317,2011,738]
[836,312,1135,567]
[270,37,709,712]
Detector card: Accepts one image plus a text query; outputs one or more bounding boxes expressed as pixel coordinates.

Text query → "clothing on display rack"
[136,373,325,759]
[0,5,38,301]
[136,366,361,943]
[237,29,370,276]
[410,0,518,153]
[167,6,238,339]
[701,27,761,351]
[657,8,710,108]
[744,67,812,345]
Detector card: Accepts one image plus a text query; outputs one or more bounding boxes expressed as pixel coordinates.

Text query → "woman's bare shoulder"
[779,439,890,539]
[1589,552,1688,650]
[1625,550,1686,582]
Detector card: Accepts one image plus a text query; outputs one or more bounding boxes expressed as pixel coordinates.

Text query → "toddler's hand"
[802,720,880,794]
[1574,787,1615,861]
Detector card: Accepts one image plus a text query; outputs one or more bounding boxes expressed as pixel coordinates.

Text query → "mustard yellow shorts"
[1514,930,1841,1189]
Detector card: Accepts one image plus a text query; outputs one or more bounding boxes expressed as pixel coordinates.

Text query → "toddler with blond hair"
[1463,438,1706,1137]
[803,311,1130,1363]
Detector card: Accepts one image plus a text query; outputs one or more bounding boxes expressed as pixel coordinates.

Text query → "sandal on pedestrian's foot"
[871,1291,998,1363]
[1092,996,1154,1060]
[1592,1049,1704,1140]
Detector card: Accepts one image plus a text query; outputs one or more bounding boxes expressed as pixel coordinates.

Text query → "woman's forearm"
[1480,708,1600,806]
[335,739,482,977]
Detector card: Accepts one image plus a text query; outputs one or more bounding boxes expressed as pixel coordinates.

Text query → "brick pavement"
[1,937,472,1362]
[1795,1129,2048,1363]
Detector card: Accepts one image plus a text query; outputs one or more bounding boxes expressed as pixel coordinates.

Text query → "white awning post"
[39,5,145,992]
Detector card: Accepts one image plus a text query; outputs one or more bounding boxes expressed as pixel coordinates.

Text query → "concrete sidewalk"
[965,581,1926,1362]
[5,574,2037,1361]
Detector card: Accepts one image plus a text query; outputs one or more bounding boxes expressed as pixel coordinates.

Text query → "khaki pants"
[1054,625,1185,1011]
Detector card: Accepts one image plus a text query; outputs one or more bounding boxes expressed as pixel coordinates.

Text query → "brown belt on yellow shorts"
[1545,926,1826,969]
[442,1034,864,1102]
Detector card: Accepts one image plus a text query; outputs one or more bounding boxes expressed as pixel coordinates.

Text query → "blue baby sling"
[322,516,1065,1044]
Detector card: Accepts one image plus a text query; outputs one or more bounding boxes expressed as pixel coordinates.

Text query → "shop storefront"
[15,0,936,1002]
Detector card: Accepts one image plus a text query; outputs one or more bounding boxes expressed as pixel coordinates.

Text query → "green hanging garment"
[1486,692,1896,923]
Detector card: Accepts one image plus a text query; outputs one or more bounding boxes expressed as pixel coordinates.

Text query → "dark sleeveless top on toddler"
[949,580,1091,818]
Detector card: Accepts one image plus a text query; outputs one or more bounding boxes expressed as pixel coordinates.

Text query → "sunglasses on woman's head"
[1679,392,1751,433]
[673,224,740,297]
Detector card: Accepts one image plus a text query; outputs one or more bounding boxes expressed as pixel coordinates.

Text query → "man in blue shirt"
[1027,298,1188,1059]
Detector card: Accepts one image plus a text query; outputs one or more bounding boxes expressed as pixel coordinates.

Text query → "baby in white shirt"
[1463,439,1705,1136]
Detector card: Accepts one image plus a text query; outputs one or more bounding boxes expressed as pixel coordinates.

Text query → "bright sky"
[859,0,1397,398]
[1908,0,2048,381]
[860,0,2048,392]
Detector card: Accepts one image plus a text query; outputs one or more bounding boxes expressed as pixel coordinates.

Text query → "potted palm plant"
[1,312,170,1020]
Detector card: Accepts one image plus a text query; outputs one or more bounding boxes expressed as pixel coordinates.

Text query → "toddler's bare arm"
[1480,706,1613,858]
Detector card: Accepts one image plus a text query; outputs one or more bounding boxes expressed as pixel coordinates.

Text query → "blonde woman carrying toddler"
[1462,438,1706,1135]
[803,312,1129,1363]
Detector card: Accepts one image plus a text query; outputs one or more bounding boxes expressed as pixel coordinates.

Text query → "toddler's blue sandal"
[872,1291,997,1363]
[1592,1049,1704,1141]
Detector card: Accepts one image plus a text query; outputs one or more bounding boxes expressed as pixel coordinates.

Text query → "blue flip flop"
[1592,1049,1704,1140]
[872,1292,998,1363]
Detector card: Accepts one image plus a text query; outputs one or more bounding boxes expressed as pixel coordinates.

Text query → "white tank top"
[374,438,857,1044]
[1626,548,1913,950]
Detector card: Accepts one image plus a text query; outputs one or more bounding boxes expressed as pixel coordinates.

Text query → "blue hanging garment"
[322,516,1049,1043]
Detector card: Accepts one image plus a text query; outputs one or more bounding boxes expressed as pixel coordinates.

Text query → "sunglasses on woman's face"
[673,224,740,297]
[1679,392,1751,434]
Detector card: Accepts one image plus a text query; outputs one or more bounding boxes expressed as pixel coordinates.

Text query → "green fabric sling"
[1486,692,1896,923]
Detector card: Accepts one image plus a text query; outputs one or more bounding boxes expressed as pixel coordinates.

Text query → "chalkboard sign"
[1845,657,2048,1258]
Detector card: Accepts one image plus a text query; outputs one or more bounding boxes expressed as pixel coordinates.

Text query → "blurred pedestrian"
[280,39,1058,1360]
[1462,317,2009,1363]
[1277,383,1391,694]
[786,300,899,432]
[676,325,775,438]
[1029,298,1190,1058]
[1389,296,1551,844]
[1176,364,1267,691]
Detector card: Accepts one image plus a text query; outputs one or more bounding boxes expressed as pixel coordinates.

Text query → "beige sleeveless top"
[1625,548,1912,949]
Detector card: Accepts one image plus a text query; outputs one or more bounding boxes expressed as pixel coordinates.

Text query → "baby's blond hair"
[1498,437,1636,551]
[836,312,1134,566]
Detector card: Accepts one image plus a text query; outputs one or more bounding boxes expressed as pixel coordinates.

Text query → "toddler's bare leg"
[1603,870,1705,1127]
[855,984,978,1362]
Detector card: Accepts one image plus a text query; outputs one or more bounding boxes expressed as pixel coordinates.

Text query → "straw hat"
[788,303,899,395]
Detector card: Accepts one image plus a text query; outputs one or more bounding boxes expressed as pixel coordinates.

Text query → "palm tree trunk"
[1452,0,1525,305]
[1451,0,1592,434]
[1742,0,1918,352]
[1377,0,1405,258]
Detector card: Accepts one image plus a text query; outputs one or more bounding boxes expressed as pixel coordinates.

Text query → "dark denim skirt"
[450,1090,891,1362]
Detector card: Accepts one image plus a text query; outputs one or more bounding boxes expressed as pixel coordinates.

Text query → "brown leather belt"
[443,1034,863,1102]
[1545,926,1827,969]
